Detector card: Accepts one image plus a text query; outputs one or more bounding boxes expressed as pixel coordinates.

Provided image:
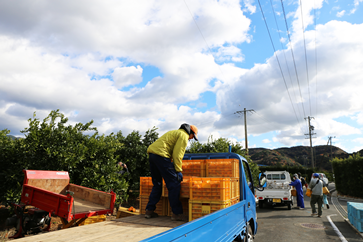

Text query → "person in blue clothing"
[289,173,305,209]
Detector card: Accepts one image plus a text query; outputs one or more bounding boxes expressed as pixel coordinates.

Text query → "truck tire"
[244,223,253,242]
[258,200,264,209]
[287,203,292,210]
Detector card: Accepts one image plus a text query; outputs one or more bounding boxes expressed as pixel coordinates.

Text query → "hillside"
[249,145,349,171]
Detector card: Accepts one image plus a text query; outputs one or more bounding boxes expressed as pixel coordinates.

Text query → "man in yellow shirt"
[145,123,198,221]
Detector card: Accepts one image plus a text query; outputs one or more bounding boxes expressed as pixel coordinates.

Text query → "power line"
[299,0,312,116]
[256,0,302,129]
[314,0,319,118]
[182,0,241,110]
[280,0,307,122]
[268,0,305,129]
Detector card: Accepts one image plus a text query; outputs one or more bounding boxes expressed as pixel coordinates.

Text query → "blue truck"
[142,151,258,242]
[14,151,258,242]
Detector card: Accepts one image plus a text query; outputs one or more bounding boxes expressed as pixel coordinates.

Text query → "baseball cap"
[190,125,199,141]
[313,173,319,178]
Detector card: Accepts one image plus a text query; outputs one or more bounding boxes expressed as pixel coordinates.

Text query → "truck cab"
[255,171,293,210]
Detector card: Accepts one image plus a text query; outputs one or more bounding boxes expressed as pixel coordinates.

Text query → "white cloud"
[351,0,363,14]
[113,66,143,89]
[242,0,256,14]
[262,139,271,144]
[336,10,345,17]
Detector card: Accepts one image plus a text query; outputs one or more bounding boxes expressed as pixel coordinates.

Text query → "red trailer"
[8,170,116,238]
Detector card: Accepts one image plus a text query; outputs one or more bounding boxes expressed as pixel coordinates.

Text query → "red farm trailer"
[7,170,116,238]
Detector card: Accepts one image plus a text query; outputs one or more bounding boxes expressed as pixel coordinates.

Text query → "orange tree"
[0,110,129,205]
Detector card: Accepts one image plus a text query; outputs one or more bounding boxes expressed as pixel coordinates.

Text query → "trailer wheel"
[258,200,263,209]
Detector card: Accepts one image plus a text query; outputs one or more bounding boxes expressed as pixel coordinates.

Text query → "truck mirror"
[259,173,267,188]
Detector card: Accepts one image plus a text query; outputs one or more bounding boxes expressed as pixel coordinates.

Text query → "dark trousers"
[146,153,183,215]
[310,194,323,216]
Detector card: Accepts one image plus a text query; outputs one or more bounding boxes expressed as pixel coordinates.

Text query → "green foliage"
[186,136,260,186]
[332,154,363,198]
[0,110,129,205]
[115,127,159,192]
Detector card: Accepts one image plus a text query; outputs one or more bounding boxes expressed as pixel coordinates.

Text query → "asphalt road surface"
[253,183,363,241]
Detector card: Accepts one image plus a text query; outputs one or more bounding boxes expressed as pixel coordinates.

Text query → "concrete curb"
[344,218,363,239]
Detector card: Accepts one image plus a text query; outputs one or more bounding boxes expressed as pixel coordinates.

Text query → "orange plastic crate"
[167,197,189,216]
[182,160,205,177]
[140,177,154,196]
[189,177,231,201]
[231,178,240,199]
[162,177,190,198]
[206,159,239,178]
[189,200,231,221]
[139,196,167,216]
[231,197,240,205]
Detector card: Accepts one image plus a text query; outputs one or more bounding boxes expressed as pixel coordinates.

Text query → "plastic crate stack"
[139,177,168,216]
[139,158,240,221]
[347,202,363,232]
[189,159,240,221]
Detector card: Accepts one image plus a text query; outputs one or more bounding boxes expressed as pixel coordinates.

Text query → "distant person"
[145,123,198,221]
[309,173,324,217]
[289,174,305,209]
[298,172,307,188]
[322,178,330,209]
[117,162,128,175]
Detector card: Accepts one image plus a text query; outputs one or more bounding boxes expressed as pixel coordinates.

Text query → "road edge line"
[327,215,348,242]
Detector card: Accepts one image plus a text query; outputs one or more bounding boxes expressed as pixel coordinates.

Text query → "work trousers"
[146,153,183,215]
[310,194,323,216]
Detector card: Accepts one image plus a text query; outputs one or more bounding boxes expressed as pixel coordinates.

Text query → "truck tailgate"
[15,215,186,242]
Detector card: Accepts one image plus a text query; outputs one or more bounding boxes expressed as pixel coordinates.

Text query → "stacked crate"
[139,158,240,221]
[189,158,240,221]
[162,160,205,217]
[139,177,168,216]
[347,202,363,232]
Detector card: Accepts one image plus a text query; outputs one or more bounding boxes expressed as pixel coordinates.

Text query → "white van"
[256,171,293,210]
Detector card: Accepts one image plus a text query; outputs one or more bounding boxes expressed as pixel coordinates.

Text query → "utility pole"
[304,116,316,168]
[327,136,336,159]
[327,136,336,173]
[235,108,255,155]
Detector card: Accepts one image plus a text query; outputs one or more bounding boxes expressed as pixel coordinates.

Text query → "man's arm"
[172,135,188,172]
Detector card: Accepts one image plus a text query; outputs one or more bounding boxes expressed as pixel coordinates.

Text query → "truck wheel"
[244,223,253,242]
[258,200,263,209]
[287,203,292,210]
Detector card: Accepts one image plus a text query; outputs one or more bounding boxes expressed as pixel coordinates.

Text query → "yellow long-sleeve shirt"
[147,129,189,172]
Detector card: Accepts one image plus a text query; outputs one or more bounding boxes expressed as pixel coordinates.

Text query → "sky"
[0,0,362,154]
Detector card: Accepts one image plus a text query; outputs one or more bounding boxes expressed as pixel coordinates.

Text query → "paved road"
[253,183,363,241]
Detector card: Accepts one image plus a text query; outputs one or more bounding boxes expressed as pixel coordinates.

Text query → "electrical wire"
[268,0,305,128]
[299,0,312,116]
[256,0,302,129]
[280,0,307,123]
[182,0,243,126]
[314,0,318,118]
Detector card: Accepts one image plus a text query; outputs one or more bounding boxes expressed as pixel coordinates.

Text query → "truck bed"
[15,215,186,242]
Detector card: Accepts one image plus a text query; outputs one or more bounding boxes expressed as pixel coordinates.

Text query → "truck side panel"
[142,201,247,242]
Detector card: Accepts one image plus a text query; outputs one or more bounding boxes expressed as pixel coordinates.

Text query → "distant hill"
[6,135,18,140]
[249,145,349,171]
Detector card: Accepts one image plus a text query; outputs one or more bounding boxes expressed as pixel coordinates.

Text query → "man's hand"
[176,172,183,182]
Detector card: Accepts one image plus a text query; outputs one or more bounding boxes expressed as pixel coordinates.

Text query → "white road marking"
[327,214,348,242]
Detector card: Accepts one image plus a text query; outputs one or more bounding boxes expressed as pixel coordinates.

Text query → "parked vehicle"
[255,171,293,210]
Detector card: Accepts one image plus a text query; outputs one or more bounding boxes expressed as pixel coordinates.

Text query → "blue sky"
[0,0,362,154]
